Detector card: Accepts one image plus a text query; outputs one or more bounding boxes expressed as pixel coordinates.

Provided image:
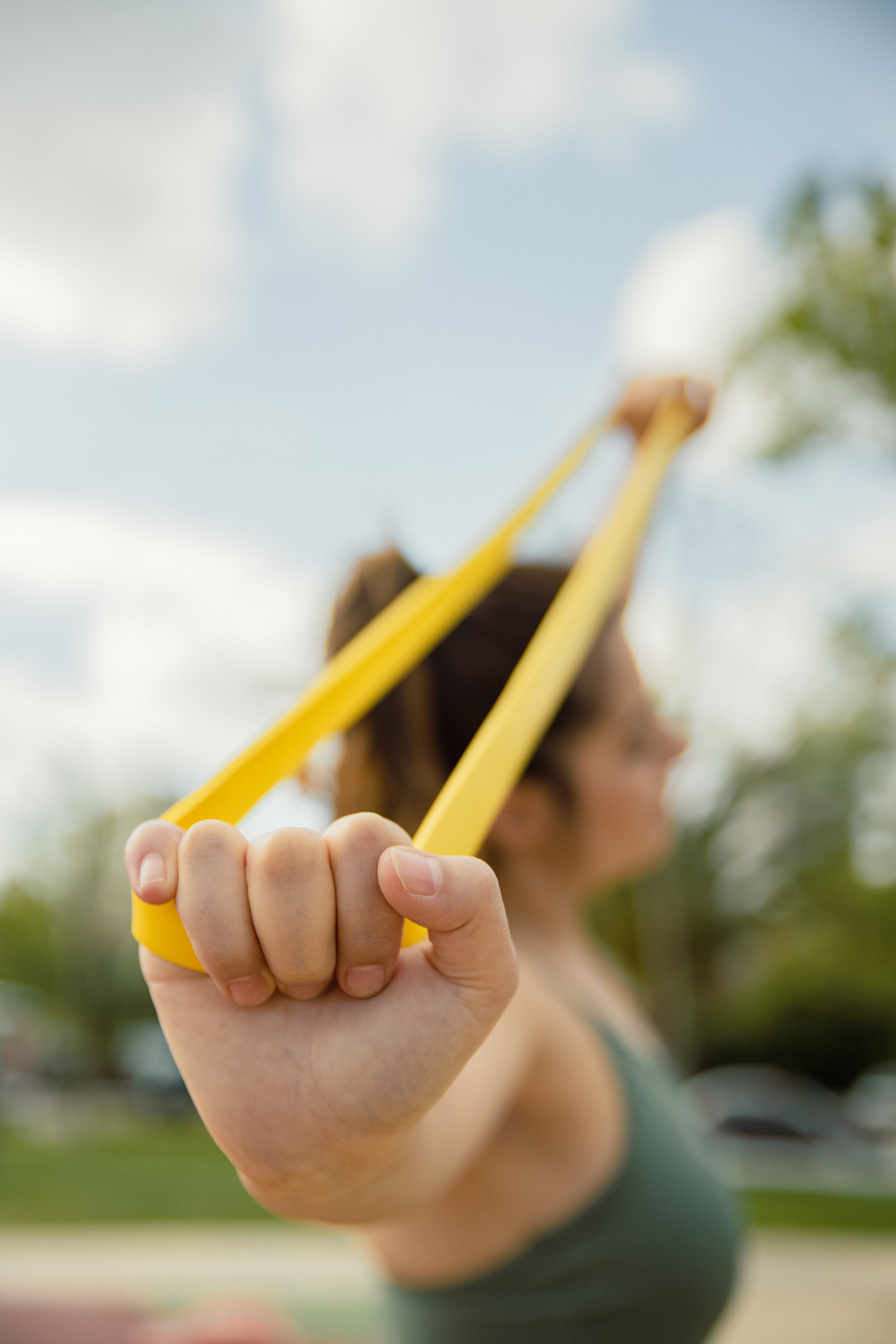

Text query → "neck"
[488,848,591,955]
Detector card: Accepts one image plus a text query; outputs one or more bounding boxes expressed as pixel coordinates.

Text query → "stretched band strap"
[132,413,612,969]
[402,398,694,943]
[132,394,702,969]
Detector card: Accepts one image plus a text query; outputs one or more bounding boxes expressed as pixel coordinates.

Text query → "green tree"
[592,625,896,1087]
[740,176,896,457]
[0,800,170,1076]
[595,175,896,1083]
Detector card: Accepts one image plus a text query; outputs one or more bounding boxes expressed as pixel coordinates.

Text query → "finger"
[246,828,336,1000]
[684,376,714,429]
[378,847,518,1015]
[611,379,662,438]
[325,812,409,999]
[125,819,184,905]
[615,375,704,440]
[177,820,274,1007]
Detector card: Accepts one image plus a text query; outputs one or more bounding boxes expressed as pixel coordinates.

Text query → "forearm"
[237,1121,420,1223]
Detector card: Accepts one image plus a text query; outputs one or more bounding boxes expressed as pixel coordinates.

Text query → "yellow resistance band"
[405,397,694,945]
[132,392,703,968]
[132,411,612,969]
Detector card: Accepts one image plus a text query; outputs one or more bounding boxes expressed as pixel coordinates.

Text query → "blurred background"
[2,1,896,1340]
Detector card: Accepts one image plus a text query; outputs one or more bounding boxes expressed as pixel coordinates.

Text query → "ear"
[488,778,558,854]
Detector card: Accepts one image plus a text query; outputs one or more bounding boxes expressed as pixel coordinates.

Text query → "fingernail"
[138,853,167,892]
[391,847,441,897]
[227,973,269,1007]
[345,965,386,997]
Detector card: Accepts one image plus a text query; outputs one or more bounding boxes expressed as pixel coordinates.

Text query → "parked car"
[685,1065,854,1143]
[683,1064,896,1193]
[845,1062,896,1139]
[114,1019,191,1116]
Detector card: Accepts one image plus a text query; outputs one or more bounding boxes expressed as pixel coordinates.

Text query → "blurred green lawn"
[2,1120,896,1231]
[0,1120,274,1224]
[744,1188,896,1233]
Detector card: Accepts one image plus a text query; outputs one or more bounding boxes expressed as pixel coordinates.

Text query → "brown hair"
[326,547,619,836]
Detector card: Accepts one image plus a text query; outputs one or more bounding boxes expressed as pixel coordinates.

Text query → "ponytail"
[326,547,616,835]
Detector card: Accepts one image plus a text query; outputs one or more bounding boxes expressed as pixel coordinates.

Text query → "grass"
[744,1187,896,1233]
[3,1119,896,1232]
[0,1119,276,1224]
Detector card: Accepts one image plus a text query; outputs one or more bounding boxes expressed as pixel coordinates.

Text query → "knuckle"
[460,855,502,904]
[181,819,244,868]
[327,811,409,862]
[496,948,521,1005]
[247,827,324,887]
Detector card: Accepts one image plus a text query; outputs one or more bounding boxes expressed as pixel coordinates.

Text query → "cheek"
[581,765,672,867]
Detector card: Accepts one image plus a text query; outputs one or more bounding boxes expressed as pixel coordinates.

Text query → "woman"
[126,377,741,1344]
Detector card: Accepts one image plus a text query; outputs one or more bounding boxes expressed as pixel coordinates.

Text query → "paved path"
[0,1224,894,1341]
[0,1224,377,1307]
[712,1232,896,1344]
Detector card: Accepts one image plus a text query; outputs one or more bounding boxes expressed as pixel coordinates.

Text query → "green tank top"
[384,1023,741,1344]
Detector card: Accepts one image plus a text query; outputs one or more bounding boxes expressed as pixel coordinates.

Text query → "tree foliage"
[739,176,896,457]
[0,802,168,1077]
[594,175,896,1085]
[593,626,896,1087]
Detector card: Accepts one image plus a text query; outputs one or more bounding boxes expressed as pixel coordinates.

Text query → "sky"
[1,0,896,875]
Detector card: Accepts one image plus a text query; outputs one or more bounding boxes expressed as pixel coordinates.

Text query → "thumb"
[378,846,518,1007]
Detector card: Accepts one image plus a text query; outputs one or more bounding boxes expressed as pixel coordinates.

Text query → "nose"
[660,720,688,762]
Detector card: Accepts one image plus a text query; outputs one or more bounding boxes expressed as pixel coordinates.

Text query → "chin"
[595,824,676,889]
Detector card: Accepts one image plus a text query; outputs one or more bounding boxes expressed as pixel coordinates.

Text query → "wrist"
[233,1125,416,1223]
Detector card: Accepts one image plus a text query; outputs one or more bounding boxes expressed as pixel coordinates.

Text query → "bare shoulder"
[509,950,629,1148]
[517,938,664,1060]
[362,953,629,1284]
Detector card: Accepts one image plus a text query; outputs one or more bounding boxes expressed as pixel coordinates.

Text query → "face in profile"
[561,626,687,892]
[491,625,686,900]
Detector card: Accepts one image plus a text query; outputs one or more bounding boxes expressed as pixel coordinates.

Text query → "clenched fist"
[125,814,519,1221]
[613,375,714,440]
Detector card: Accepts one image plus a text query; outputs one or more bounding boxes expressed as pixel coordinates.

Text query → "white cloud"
[0,1,250,362]
[0,0,692,360]
[629,570,837,826]
[266,0,693,259]
[0,497,327,876]
[630,576,822,767]
[611,208,789,478]
[614,209,775,380]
